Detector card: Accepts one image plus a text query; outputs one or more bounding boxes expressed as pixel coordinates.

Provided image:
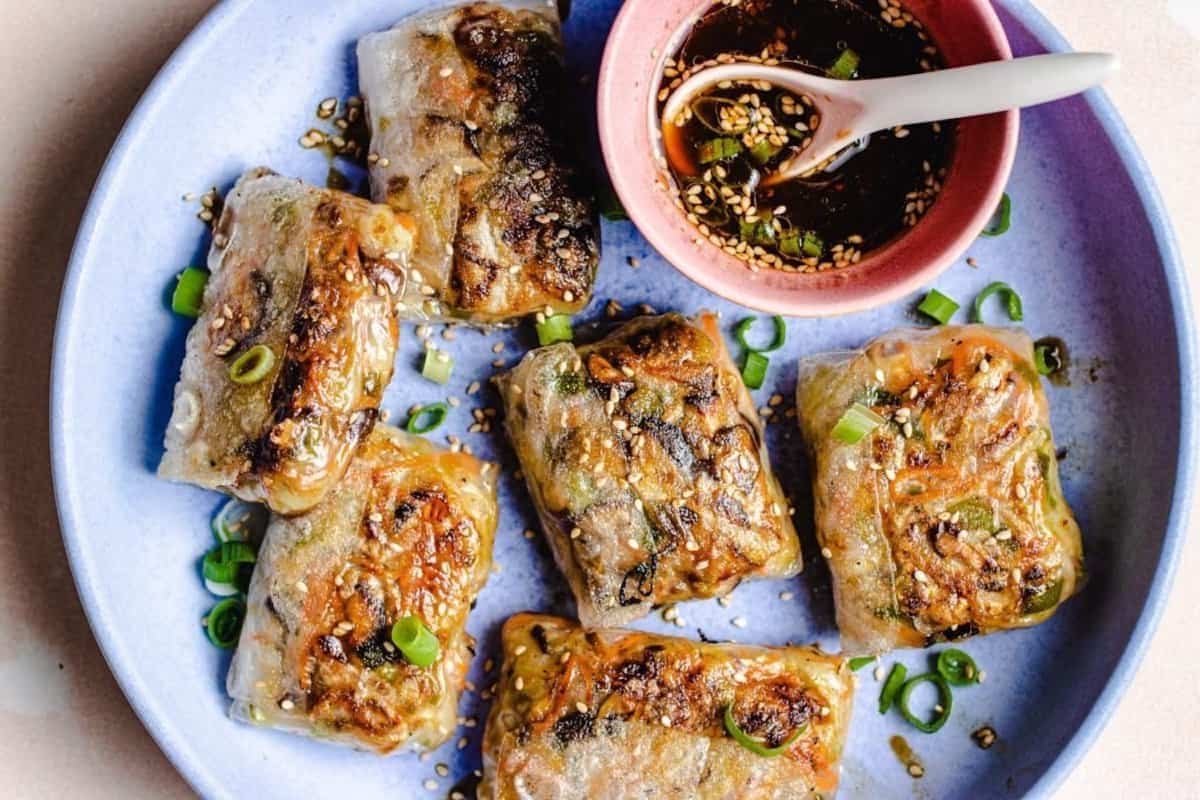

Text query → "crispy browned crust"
[499,313,801,627]
[797,326,1085,652]
[447,6,597,316]
[227,427,498,753]
[159,169,414,514]
[358,3,598,324]
[480,614,851,799]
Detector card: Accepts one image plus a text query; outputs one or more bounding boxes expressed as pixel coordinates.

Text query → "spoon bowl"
[662,53,1118,182]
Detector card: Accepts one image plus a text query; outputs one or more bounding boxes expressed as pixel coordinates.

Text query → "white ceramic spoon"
[662,53,1118,183]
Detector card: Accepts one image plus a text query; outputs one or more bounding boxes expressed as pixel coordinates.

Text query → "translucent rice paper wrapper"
[796,325,1085,654]
[226,425,498,754]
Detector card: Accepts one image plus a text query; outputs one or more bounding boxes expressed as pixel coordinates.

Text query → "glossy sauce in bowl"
[657,0,955,274]
[599,0,1017,316]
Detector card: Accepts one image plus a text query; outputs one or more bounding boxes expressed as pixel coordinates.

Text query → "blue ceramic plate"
[51,1,1196,798]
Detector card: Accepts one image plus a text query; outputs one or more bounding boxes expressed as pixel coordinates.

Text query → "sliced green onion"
[406,402,449,435]
[739,218,776,247]
[935,648,979,686]
[171,267,209,317]
[827,48,861,80]
[917,289,959,325]
[848,656,875,672]
[749,140,782,164]
[212,499,268,544]
[801,231,824,258]
[980,192,1012,237]
[205,597,246,649]
[421,349,454,385]
[741,351,770,390]
[898,672,953,733]
[734,315,787,353]
[1022,576,1064,614]
[779,233,802,258]
[698,137,744,164]
[879,663,908,713]
[229,345,276,384]
[972,281,1023,323]
[391,616,440,667]
[536,314,574,346]
[1034,343,1063,376]
[598,181,628,221]
[202,541,257,593]
[204,577,240,597]
[832,402,886,444]
[723,704,806,757]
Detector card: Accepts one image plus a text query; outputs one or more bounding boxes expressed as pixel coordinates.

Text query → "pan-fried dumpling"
[226,425,498,754]
[159,168,415,515]
[499,312,801,627]
[480,613,852,799]
[357,2,599,324]
[796,325,1085,654]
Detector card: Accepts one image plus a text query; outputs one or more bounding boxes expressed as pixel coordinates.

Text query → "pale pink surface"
[0,1,1197,798]
[598,0,1017,316]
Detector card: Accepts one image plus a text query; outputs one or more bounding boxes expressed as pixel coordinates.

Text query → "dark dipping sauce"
[659,0,956,273]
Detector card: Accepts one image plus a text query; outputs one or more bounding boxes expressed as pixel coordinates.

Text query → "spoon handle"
[854,53,1118,132]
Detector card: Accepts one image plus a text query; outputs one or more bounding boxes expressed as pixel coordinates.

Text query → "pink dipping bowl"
[597,0,1018,317]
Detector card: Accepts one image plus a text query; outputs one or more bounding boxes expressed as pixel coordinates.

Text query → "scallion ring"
[1034,342,1064,377]
[734,315,787,353]
[917,289,959,325]
[229,344,276,384]
[536,314,574,346]
[741,350,770,390]
[171,267,209,317]
[421,349,454,385]
[878,663,908,714]
[723,704,806,757]
[972,281,1023,323]
[980,192,1012,237]
[935,648,979,686]
[827,48,861,80]
[202,541,257,593]
[831,402,886,445]
[406,402,449,435]
[698,137,744,164]
[848,656,875,672]
[212,498,268,544]
[205,597,246,649]
[391,616,440,667]
[898,672,954,733]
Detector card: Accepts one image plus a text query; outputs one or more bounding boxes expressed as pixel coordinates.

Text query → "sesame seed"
[821,547,833,559]
[731,616,747,628]
[514,677,524,690]
[424,779,439,791]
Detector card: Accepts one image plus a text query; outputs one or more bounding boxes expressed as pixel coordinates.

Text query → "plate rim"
[48,0,1198,797]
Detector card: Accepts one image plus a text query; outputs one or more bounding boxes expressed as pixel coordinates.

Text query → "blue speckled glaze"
[50,0,1196,798]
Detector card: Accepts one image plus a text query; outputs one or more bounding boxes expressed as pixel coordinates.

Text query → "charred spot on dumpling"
[529,623,550,654]
[354,626,402,670]
[642,418,695,472]
[552,710,595,745]
[733,680,819,748]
